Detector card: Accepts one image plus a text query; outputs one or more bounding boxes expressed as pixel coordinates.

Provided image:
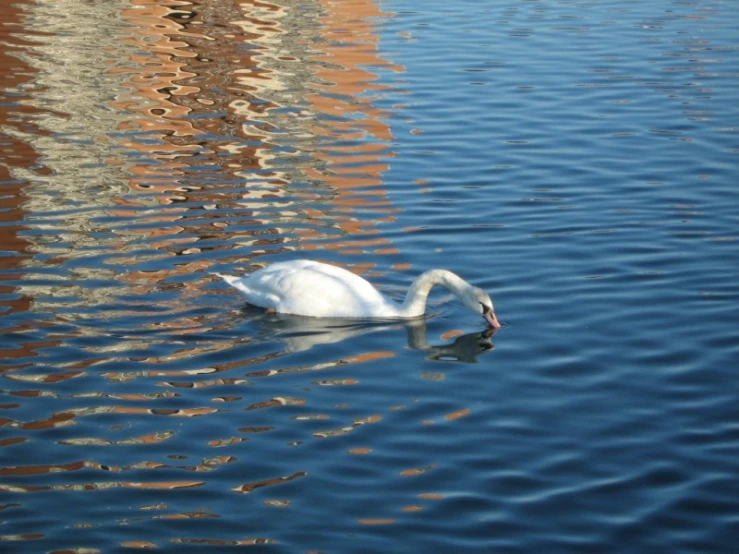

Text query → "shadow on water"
[406,323,495,363]
[237,305,496,363]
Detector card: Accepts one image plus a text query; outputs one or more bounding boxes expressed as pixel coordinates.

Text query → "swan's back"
[223,260,399,318]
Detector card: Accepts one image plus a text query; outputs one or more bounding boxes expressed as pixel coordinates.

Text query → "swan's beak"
[484,310,501,329]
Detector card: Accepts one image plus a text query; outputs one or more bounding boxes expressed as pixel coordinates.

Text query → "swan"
[215,259,501,328]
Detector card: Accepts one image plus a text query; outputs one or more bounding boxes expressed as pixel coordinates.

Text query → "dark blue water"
[1,0,737,552]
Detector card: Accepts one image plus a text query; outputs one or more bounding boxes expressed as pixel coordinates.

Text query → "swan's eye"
[479,302,492,314]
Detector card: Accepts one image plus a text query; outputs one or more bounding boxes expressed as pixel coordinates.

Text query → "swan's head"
[463,287,501,329]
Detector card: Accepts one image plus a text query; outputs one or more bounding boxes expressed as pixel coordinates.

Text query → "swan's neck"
[399,269,470,317]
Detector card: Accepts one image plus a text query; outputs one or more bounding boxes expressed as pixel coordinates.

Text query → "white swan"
[215,260,501,328]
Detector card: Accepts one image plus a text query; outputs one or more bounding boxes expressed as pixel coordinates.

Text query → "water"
[1,0,737,552]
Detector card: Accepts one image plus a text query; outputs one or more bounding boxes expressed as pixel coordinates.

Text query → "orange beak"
[484,310,501,329]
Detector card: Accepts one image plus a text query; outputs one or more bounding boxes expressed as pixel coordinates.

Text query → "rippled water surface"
[1,0,737,552]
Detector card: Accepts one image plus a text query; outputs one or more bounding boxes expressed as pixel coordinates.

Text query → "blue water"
[1,0,737,552]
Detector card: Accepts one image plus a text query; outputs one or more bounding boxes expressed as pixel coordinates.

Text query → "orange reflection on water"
[300,0,404,258]
[0,0,45,321]
[444,408,471,421]
[0,0,412,338]
[357,518,396,525]
[232,470,307,494]
[121,542,158,549]
[0,480,204,494]
[0,2,430,546]
[111,1,203,190]
[400,464,438,477]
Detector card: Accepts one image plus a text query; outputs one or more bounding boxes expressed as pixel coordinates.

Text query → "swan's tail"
[211,272,241,288]
[211,272,262,306]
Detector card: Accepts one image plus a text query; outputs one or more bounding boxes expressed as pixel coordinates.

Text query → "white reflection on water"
[242,308,496,360]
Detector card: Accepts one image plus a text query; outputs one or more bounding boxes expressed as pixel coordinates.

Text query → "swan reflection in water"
[240,308,496,363]
[405,322,496,363]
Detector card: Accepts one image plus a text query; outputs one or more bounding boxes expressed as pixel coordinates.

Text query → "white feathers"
[216,259,499,327]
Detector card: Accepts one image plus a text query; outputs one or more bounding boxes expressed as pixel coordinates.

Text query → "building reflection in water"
[0,1,493,549]
[4,0,407,322]
[2,0,409,356]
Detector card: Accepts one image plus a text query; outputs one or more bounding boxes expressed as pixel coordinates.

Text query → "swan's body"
[216,260,500,328]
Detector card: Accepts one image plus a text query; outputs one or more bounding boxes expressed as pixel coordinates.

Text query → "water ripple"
[0,0,737,552]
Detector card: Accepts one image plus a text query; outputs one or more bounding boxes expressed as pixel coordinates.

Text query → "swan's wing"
[263,259,322,272]
[217,260,398,318]
[265,264,388,317]
[213,261,321,308]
